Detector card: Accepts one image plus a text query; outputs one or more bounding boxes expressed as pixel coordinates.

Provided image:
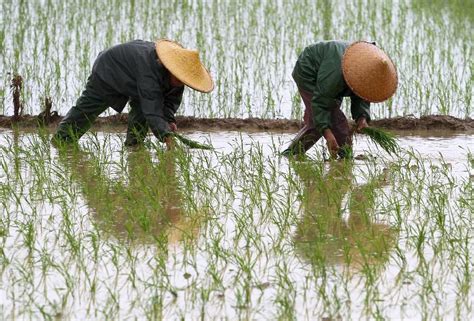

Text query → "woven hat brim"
[342,41,398,103]
[156,39,214,93]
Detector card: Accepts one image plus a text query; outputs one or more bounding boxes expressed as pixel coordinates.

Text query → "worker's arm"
[355,116,369,132]
[140,96,176,150]
[311,61,345,158]
[137,78,175,147]
[163,86,184,126]
[311,94,340,158]
[350,95,371,129]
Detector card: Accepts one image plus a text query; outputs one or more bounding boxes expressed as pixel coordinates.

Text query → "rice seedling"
[359,127,400,155]
[173,133,214,150]
[0,129,471,318]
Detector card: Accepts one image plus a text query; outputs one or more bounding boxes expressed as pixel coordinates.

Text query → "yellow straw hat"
[342,41,398,103]
[156,39,214,93]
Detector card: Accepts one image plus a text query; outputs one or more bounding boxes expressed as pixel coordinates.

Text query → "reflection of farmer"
[282,41,398,158]
[61,148,199,243]
[52,39,214,149]
[292,161,396,270]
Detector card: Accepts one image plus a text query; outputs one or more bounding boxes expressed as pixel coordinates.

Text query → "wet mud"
[0,114,473,133]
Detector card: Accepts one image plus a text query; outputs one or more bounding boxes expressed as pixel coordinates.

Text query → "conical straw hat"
[156,39,214,93]
[342,41,398,103]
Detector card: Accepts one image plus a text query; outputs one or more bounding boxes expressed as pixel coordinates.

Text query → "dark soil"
[371,115,474,131]
[0,114,473,133]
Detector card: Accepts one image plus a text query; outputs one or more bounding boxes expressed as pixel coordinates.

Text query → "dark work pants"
[52,75,149,146]
[282,87,351,156]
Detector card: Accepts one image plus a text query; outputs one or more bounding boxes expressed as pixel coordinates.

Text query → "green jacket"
[292,40,370,132]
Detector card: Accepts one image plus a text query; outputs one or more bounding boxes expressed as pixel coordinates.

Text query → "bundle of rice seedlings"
[360,127,399,155]
[174,133,214,150]
[338,144,354,159]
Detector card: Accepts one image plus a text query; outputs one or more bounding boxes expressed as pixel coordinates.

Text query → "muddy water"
[203,130,473,175]
[0,130,472,320]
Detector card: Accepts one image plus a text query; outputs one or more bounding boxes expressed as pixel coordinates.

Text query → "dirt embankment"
[371,115,474,131]
[0,114,473,133]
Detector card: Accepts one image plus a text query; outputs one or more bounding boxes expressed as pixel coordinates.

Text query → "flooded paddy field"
[1,0,473,319]
[0,129,472,320]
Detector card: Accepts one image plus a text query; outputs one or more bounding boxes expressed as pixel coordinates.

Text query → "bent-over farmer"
[282,41,398,158]
[52,39,214,149]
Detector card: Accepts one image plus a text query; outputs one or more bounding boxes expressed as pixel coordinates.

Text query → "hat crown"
[179,48,199,60]
[379,57,389,67]
[179,49,201,73]
[370,56,390,76]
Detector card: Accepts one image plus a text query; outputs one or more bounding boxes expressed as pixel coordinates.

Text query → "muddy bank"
[0,114,473,133]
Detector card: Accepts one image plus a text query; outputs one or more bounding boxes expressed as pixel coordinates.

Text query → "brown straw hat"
[156,39,214,93]
[342,41,398,103]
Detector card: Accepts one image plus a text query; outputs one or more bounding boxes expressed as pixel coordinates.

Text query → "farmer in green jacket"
[52,39,214,149]
[282,41,398,158]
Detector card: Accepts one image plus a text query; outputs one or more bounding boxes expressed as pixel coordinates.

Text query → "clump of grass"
[37,96,58,126]
[10,74,24,119]
[338,144,354,160]
[360,127,399,155]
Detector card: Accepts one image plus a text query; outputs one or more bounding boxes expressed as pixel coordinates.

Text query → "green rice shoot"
[174,133,214,150]
[360,127,399,155]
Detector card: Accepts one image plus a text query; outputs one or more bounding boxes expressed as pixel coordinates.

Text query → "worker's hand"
[355,117,368,133]
[164,135,175,151]
[169,122,177,132]
[323,128,340,159]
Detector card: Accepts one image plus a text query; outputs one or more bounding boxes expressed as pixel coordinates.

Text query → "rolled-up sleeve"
[350,96,371,122]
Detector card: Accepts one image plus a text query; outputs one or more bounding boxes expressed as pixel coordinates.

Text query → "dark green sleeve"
[311,94,335,133]
[311,59,346,133]
[350,96,371,122]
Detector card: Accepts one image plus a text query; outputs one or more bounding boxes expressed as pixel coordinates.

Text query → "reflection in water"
[59,147,199,244]
[292,161,397,272]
